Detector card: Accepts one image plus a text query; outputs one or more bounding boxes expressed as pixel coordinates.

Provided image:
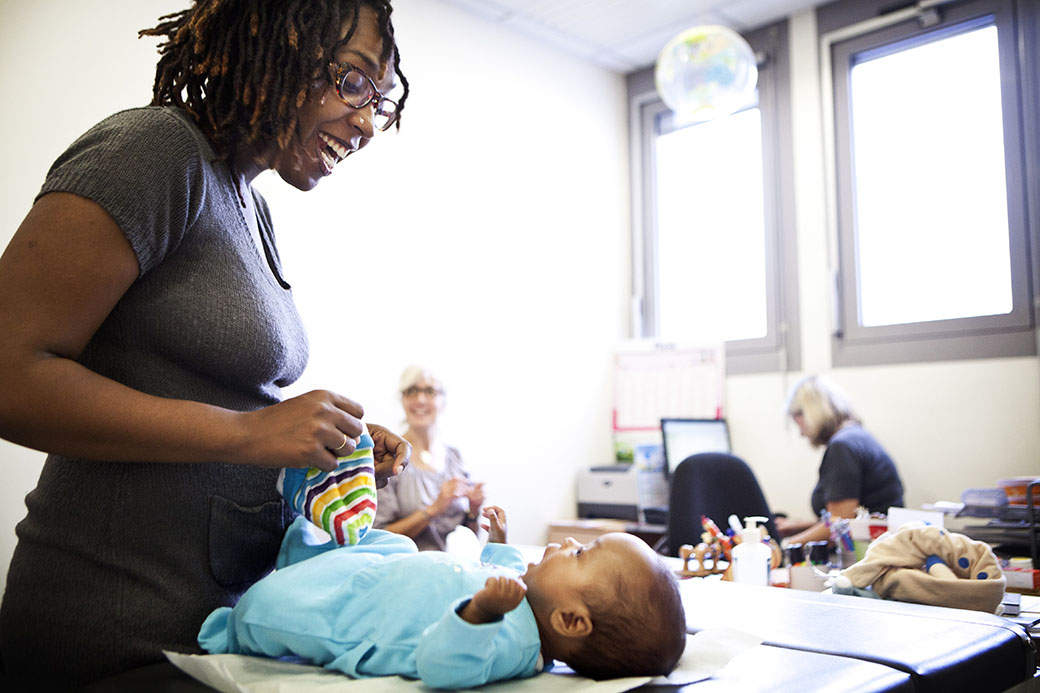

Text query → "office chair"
[664,452,778,557]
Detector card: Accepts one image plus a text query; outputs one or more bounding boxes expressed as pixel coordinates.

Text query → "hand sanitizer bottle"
[731,516,771,586]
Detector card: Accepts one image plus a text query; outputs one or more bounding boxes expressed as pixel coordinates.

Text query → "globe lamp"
[654,25,758,123]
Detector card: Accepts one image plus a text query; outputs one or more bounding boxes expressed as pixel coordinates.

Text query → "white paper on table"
[649,628,765,686]
[164,651,650,693]
[444,525,483,562]
[167,626,761,692]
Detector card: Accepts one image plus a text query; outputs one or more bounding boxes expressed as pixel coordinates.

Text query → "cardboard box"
[849,516,888,541]
[1004,567,1040,591]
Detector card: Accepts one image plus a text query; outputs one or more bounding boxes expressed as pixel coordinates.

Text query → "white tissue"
[445,525,483,562]
[650,628,765,686]
[165,626,763,692]
[166,652,649,692]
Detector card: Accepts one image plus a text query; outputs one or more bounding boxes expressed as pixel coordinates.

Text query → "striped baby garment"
[278,428,377,545]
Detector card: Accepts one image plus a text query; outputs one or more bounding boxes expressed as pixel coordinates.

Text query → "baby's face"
[521,533,657,604]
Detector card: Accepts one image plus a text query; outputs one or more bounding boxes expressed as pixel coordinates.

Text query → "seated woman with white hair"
[374,365,486,550]
[780,374,905,547]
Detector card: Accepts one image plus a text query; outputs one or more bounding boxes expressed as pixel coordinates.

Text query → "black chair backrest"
[666,452,777,556]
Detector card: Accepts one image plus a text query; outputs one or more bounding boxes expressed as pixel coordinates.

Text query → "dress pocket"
[208,495,290,590]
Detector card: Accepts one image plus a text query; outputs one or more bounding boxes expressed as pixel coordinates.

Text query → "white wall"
[1,0,1038,600]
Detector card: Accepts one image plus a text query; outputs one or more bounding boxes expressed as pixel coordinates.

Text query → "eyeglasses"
[402,385,442,398]
[327,62,399,131]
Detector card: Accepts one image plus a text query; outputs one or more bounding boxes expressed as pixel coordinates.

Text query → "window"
[656,108,767,342]
[821,0,1039,365]
[626,22,800,375]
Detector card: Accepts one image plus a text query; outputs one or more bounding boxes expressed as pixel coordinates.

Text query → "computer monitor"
[660,418,732,478]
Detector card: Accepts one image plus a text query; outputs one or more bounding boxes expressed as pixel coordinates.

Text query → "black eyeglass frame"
[327,61,399,131]
[401,385,443,398]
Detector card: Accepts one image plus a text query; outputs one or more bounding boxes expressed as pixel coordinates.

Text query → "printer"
[577,464,667,523]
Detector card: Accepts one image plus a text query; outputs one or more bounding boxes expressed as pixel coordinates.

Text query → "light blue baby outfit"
[199,518,543,689]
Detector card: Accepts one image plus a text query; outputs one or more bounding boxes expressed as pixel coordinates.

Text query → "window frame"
[626,21,801,375]
[820,0,1039,366]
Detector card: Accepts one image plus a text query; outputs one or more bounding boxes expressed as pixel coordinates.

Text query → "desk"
[547,518,667,549]
[931,488,1040,570]
[676,580,1036,692]
[1005,593,1040,647]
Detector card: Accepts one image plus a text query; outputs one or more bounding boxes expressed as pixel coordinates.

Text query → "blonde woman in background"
[374,366,486,549]
[780,374,904,546]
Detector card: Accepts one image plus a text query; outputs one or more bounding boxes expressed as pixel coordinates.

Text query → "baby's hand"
[481,505,507,543]
[459,576,527,624]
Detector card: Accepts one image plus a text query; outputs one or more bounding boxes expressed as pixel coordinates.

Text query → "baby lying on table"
[199,506,686,689]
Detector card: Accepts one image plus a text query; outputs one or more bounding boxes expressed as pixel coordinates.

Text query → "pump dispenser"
[731,516,771,586]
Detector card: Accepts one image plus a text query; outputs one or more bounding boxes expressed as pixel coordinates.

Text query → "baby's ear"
[549,607,592,638]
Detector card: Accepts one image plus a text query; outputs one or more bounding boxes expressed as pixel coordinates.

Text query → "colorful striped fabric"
[278,431,377,545]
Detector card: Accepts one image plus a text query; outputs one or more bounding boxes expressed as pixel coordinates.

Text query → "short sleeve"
[38,107,208,276]
[819,440,863,504]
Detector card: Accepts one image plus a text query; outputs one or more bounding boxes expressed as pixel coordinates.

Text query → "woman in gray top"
[375,366,487,550]
[0,0,411,685]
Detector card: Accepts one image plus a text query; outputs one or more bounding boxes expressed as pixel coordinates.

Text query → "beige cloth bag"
[840,522,1006,613]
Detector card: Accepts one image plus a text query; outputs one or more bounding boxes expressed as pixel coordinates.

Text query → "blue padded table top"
[678,579,1036,693]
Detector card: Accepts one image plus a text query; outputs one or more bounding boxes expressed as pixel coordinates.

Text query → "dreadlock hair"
[139,0,408,166]
[564,557,687,680]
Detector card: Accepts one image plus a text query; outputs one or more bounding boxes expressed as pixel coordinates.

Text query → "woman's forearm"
[785,520,831,547]
[784,499,860,547]
[383,507,437,538]
[0,354,364,472]
[0,355,247,464]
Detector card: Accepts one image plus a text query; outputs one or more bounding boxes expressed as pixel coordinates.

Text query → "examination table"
[667,578,1038,692]
[6,576,1037,692]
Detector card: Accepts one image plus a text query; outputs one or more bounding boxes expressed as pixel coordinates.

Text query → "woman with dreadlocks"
[0,0,410,684]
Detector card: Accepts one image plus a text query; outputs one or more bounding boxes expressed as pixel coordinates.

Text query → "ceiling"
[432,0,825,73]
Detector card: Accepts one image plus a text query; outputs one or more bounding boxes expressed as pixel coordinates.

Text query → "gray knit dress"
[0,107,309,683]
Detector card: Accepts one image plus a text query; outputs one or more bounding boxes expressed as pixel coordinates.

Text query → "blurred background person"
[374,365,485,549]
[779,374,905,546]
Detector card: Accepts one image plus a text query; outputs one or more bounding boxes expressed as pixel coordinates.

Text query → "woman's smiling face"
[269,5,394,191]
[401,376,444,431]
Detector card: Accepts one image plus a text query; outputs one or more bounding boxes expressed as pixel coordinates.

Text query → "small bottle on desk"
[805,540,831,569]
[789,541,830,591]
[731,516,771,586]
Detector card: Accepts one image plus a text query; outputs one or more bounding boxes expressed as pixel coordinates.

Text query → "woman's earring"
[321,93,327,106]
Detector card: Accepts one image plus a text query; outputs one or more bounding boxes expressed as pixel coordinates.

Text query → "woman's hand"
[367,422,411,487]
[237,390,365,472]
[459,576,527,624]
[465,481,485,517]
[481,505,508,544]
[428,477,470,516]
